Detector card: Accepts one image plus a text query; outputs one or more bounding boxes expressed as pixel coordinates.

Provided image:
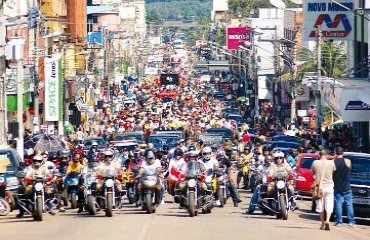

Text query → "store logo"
[309,14,352,37]
[345,101,370,111]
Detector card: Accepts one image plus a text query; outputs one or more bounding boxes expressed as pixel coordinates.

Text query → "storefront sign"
[44,54,62,121]
[303,0,354,41]
[226,27,250,50]
[345,101,370,111]
[160,74,179,86]
[295,86,310,102]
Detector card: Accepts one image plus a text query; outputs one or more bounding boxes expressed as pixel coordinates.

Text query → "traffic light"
[27,7,39,29]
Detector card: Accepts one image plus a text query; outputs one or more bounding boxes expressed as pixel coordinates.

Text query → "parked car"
[0,148,25,209]
[205,128,234,140]
[148,134,180,150]
[82,137,107,154]
[114,131,144,144]
[295,153,320,196]
[272,135,302,144]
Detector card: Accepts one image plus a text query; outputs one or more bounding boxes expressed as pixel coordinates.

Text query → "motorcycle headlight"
[34,182,44,191]
[0,176,5,183]
[87,177,94,185]
[144,179,157,186]
[276,180,286,189]
[187,179,197,188]
[105,179,114,188]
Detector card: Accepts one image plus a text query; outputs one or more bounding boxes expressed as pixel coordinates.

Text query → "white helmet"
[202,147,212,161]
[273,151,285,158]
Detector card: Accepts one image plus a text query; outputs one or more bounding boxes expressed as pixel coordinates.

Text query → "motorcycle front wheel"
[279,195,288,220]
[86,195,97,215]
[188,192,196,217]
[34,197,43,221]
[145,193,153,214]
[106,193,113,217]
[218,188,225,208]
[70,192,77,209]
[0,198,10,216]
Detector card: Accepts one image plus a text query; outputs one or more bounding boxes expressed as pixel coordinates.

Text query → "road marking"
[137,215,155,240]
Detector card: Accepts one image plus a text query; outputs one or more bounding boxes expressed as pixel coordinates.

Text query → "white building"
[249,8,285,101]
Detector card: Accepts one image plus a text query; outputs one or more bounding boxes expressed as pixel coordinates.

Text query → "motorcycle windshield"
[104,168,117,178]
[187,161,201,178]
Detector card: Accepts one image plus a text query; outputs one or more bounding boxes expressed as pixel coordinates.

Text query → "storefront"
[323,79,370,152]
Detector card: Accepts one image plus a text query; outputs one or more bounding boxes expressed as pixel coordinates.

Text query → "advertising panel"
[303,0,354,41]
[44,54,62,122]
[213,0,229,11]
[226,27,250,50]
[160,74,179,86]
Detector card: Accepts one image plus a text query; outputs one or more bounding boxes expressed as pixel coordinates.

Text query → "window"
[348,156,370,181]
[300,157,317,169]
[0,151,16,173]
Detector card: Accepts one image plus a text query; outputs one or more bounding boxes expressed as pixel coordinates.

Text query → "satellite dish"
[269,0,286,9]
[289,0,303,4]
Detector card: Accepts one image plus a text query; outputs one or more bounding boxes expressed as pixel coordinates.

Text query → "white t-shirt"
[199,158,218,172]
[169,158,187,173]
[140,159,161,175]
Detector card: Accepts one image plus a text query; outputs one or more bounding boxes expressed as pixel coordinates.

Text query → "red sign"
[226,27,250,50]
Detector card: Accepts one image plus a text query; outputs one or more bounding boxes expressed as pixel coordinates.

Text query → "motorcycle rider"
[87,142,99,162]
[168,148,187,196]
[247,155,273,214]
[95,150,123,199]
[66,149,85,213]
[237,146,254,188]
[267,151,297,209]
[198,147,219,203]
[17,154,53,218]
[137,151,164,204]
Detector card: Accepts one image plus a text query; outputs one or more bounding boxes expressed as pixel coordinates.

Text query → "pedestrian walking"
[311,150,336,230]
[333,147,356,227]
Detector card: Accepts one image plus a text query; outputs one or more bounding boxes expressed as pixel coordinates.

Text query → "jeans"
[228,182,239,204]
[248,186,259,213]
[334,190,356,224]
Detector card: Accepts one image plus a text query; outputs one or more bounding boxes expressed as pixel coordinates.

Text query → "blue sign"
[345,101,370,110]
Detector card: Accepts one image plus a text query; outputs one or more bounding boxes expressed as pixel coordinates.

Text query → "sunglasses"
[275,157,284,160]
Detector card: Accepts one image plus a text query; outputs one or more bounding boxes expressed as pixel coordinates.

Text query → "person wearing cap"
[311,150,336,230]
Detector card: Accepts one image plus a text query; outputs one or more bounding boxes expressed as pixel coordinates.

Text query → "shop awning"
[7,92,32,112]
[322,79,370,122]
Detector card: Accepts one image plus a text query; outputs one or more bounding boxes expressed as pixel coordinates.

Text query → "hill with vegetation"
[146,0,212,24]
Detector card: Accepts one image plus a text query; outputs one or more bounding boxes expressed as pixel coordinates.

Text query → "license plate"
[353,197,370,205]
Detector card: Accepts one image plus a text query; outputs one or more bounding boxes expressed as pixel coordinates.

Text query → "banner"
[226,27,250,50]
[303,0,354,41]
[44,54,62,122]
[160,74,179,86]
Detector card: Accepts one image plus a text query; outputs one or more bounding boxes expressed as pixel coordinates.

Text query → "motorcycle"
[86,168,124,217]
[257,173,296,220]
[18,174,58,221]
[175,161,212,217]
[138,171,161,214]
[0,173,11,216]
[63,172,80,209]
[212,169,230,208]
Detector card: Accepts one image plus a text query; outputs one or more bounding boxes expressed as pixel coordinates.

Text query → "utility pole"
[316,26,323,135]
[17,41,24,159]
[0,0,7,147]
[290,36,298,124]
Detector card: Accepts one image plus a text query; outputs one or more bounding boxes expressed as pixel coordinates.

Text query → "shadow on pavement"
[276,225,317,230]
[0,216,36,224]
[156,213,191,218]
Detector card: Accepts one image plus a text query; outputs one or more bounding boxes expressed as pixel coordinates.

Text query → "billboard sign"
[226,27,250,50]
[303,0,354,40]
[44,54,62,122]
[160,74,179,86]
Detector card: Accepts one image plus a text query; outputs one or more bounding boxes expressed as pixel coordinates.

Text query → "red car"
[295,153,319,196]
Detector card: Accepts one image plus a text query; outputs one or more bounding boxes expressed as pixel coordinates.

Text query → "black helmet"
[163,145,170,151]
[174,148,183,157]
[263,146,271,152]
[188,144,196,151]
[197,139,204,145]
[188,151,198,158]
[57,150,64,158]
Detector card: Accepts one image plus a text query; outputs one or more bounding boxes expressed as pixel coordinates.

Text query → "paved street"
[1,192,368,240]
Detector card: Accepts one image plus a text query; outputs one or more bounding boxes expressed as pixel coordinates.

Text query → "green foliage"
[228,0,301,17]
[146,0,212,23]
